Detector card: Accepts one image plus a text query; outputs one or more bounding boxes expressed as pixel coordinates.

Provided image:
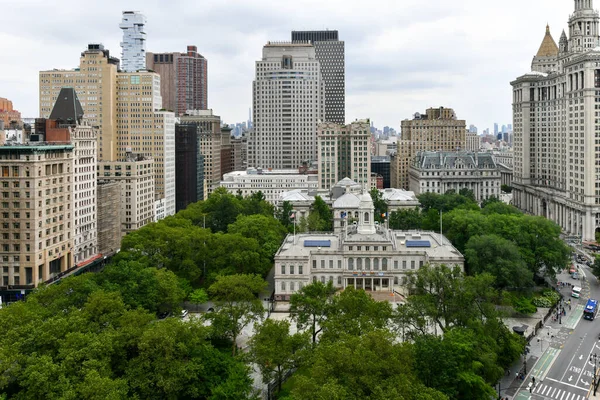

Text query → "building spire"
[536,24,559,57]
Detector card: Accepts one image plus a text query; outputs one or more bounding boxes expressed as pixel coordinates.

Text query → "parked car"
[180,309,189,318]
[157,311,170,319]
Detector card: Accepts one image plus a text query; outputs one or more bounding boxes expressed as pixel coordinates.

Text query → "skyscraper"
[249,42,324,169]
[511,0,600,241]
[120,11,147,73]
[292,30,345,124]
[147,45,208,115]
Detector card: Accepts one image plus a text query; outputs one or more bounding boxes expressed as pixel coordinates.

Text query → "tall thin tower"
[292,30,345,124]
[120,11,147,72]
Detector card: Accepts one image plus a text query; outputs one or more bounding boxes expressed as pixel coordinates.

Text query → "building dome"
[333,192,360,209]
[358,191,373,210]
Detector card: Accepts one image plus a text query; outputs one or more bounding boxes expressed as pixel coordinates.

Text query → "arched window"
[365,258,371,271]
[321,276,325,283]
[290,282,295,291]
[313,276,317,283]
[329,276,333,282]
[348,258,354,270]
[354,211,359,219]
[364,212,369,223]
[281,281,286,291]
[394,277,399,285]
[382,259,388,271]
[374,259,379,271]
[357,258,362,270]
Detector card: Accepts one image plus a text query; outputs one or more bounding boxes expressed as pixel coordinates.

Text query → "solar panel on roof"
[304,240,331,247]
[405,240,431,248]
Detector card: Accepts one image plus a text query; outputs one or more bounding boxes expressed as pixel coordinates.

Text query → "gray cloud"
[0,0,576,131]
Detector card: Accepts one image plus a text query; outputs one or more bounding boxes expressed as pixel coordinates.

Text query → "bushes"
[512,297,537,315]
[532,290,560,308]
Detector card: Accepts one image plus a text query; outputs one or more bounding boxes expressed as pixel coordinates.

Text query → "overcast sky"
[0,0,576,132]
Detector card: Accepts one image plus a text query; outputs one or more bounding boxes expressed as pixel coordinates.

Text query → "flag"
[341,211,347,219]
[290,213,295,220]
[381,212,387,218]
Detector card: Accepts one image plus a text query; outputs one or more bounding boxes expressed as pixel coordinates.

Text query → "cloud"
[0,0,577,131]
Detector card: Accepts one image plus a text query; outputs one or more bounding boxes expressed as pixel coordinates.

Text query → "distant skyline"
[0,0,574,131]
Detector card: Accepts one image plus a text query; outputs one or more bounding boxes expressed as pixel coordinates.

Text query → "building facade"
[97,180,121,255]
[291,30,345,124]
[40,44,119,161]
[120,11,147,73]
[317,120,371,190]
[465,131,481,152]
[221,168,318,204]
[249,42,324,170]
[147,45,208,115]
[0,144,75,290]
[175,123,204,212]
[408,151,501,201]
[273,190,463,301]
[98,155,155,235]
[0,98,22,128]
[511,1,600,240]
[180,110,225,198]
[371,156,391,189]
[391,107,466,189]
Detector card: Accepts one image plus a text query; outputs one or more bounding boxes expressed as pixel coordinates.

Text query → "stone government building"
[273,188,464,301]
[511,1,600,241]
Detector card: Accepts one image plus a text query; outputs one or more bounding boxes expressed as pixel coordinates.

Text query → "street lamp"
[591,353,599,395]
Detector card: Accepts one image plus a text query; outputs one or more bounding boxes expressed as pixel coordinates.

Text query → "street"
[512,259,599,400]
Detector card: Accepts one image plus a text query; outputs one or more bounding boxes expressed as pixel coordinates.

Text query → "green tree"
[276,201,295,231]
[308,196,333,231]
[289,281,336,344]
[459,188,476,202]
[481,201,522,216]
[228,214,288,262]
[369,188,388,223]
[501,184,513,193]
[202,187,244,232]
[208,274,267,356]
[320,287,393,342]
[241,191,275,217]
[288,331,448,400]
[464,234,533,289]
[250,319,309,393]
[389,207,423,230]
[592,254,600,278]
[189,288,209,312]
[480,195,501,209]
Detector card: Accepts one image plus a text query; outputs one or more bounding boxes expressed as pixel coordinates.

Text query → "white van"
[572,286,582,298]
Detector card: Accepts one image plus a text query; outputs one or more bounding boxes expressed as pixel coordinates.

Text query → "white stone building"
[273,190,463,301]
[408,151,501,202]
[277,178,420,220]
[465,131,481,152]
[511,1,600,241]
[249,42,324,170]
[220,168,318,204]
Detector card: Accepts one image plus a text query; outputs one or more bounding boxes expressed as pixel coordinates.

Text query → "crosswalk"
[530,383,586,399]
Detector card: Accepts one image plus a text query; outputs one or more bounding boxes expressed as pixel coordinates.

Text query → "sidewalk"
[498,268,581,399]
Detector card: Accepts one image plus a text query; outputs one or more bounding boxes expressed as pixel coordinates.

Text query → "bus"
[572,286,582,298]
[584,299,599,320]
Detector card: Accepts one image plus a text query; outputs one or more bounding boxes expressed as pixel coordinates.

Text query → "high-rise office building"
[147,46,208,115]
[317,120,371,190]
[40,44,176,219]
[292,30,345,124]
[120,11,147,73]
[180,110,225,198]
[40,44,119,161]
[249,42,324,170]
[511,0,600,241]
[175,123,204,211]
[390,107,466,189]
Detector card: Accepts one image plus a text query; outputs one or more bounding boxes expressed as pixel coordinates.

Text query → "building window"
[321,260,325,268]
[299,265,303,274]
[312,260,316,269]
[290,265,295,274]
[290,282,295,291]
[348,258,354,270]
[337,276,342,285]
[394,260,398,270]
[382,259,388,271]
[357,258,362,270]
[411,260,415,269]
[329,260,333,268]
[281,265,286,274]
[321,276,325,283]
[374,259,379,271]
[281,282,286,291]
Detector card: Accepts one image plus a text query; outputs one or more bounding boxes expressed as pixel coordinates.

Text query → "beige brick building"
[391,107,466,189]
[0,144,74,288]
[98,155,155,235]
[317,120,371,190]
[39,44,119,161]
[97,180,121,255]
